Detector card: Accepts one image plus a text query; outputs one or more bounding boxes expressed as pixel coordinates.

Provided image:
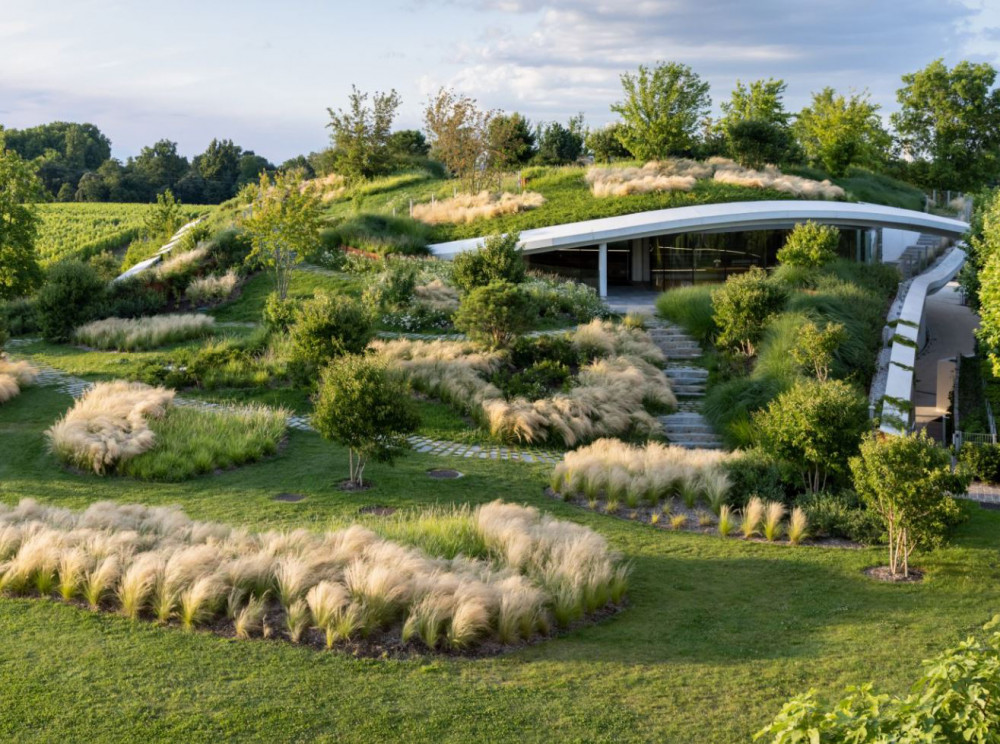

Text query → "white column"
[598,242,608,298]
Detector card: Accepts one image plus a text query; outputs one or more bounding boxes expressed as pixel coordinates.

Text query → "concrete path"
[913,281,979,438]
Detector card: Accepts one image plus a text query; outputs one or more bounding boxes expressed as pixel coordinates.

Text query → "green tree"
[488,113,535,169]
[535,118,585,165]
[712,267,786,357]
[719,78,790,130]
[851,430,967,578]
[312,354,419,487]
[240,170,322,300]
[130,139,190,196]
[423,89,495,192]
[727,119,791,169]
[289,291,373,373]
[611,62,711,160]
[193,138,244,203]
[451,232,525,292]
[794,88,890,177]
[142,189,182,242]
[790,321,846,382]
[756,378,869,492]
[777,221,840,268]
[586,123,632,162]
[36,261,106,342]
[326,85,402,180]
[453,281,535,349]
[959,187,1000,310]
[0,143,44,300]
[893,59,1000,191]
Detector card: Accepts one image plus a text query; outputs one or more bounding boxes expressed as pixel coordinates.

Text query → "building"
[429,200,969,297]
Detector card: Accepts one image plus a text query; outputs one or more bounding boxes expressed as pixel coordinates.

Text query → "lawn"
[1,383,999,742]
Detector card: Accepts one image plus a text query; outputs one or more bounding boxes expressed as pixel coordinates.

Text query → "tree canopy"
[794,88,889,177]
[0,142,43,300]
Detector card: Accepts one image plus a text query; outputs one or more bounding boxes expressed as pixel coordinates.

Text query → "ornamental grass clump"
[0,358,39,404]
[763,501,786,542]
[0,499,626,652]
[412,191,546,225]
[741,496,765,538]
[73,313,215,351]
[787,507,809,545]
[550,439,731,508]
[186,271,239,304]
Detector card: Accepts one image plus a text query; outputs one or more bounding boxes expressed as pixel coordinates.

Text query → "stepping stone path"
[646,321,724,450]
[6,343,561,466]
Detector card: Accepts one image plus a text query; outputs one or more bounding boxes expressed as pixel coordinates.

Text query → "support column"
[598,242,608,298]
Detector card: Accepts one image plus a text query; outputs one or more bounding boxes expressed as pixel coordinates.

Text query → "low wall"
[880,247,967,434]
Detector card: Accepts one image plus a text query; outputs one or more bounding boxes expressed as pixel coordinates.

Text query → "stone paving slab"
[964,482,1000,505]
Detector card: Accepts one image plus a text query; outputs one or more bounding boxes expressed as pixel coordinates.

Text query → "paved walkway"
[965,481,1000,505]
[913,282,979,438]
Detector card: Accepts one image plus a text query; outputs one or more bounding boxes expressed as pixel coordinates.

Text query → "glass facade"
[523,227,867,290]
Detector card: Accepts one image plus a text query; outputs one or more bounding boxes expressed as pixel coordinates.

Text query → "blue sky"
[1,0,997,162]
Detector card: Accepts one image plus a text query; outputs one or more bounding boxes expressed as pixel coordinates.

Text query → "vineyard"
[35,203,207,265]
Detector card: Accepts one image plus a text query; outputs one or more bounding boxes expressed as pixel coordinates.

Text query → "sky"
[1,0,998,163]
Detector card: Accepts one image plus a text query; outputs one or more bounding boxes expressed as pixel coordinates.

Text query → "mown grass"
[2,384,1000,742]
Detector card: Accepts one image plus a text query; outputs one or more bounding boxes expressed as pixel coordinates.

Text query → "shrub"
[205,227,253,272]
[522,276,606,322]
[262,291,299,331]
[756,378,869,492]
[363,262,418,310]
[958,442,1000,484]
[289,291,373,372]
[0,498,625,649]
[797,490,884,543]
[712,267,786,357]
[451,232,526,292]
[851,430,969,577]
[655,285,718,342]
[757,618,1000,742]
[727,119,791,170]
[101,278,167,319]
[703,376,787,448]
[319,213,430,257]
[73,314,215,351]
[312,354,419,487]
[0,314,7,351]
[453,281,535,349]
[37,260,106,342]
[776,221,840,268]
[789,320,846,381]
[186,271,238,305]
[723,448,788,504]
[0,297,39,337]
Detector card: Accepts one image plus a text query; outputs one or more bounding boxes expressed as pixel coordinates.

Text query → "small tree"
[712,267,786,357]
[850,431,967,578]
[240,170,322,300]
[289,291,373,372]
[790,321,846,382]
[424,88,494,192]
[142,189,182,242]
[586,123,631,162]
[535,119,585,165]
[777,221,841,268]
[453,281,534,349]
[611,61,711,160]
[0,143,43,301]
[312,354,419,488]
[755,378,869,492]
[451,232,525,292]
[719,77,790,131]
[326,85,401,180]
[794,87,890,177]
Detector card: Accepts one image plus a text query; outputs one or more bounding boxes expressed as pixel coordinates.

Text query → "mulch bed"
[338,479,374,492]
[864,565,924,583]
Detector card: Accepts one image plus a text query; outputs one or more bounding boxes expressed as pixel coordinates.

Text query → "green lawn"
[2,383,999,742]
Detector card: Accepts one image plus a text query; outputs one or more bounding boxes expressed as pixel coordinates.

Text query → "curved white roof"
[429,200,968,258]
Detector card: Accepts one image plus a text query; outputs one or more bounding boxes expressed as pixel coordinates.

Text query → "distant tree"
[777,221,841,268]
[535,118,585,165]
[893,59,1000,191]
[488,113,535,169]
[611,61,711,160]
[279,155,316,178]
[130,140,190,196]
[193,138,244,202]
[2,121,111,197]
[240,170,322,299]
[236,152,273,189]
[387,130,431,159]
[586,123,632,162]
[56,183,74,202]
[326,85,401,181]
[757,378,869,493]
[727,119,791,168]
[712,267,786,358]
[424,88,494,191]
[794,88,890,177]
[719,78,790,130]
[851,430,968,577]
[0,143,44,300]
[312,354,419,488]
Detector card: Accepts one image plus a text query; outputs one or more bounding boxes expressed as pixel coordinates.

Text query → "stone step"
[670,441,725,450]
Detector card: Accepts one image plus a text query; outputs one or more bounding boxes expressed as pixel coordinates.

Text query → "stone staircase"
[647,321,724,450]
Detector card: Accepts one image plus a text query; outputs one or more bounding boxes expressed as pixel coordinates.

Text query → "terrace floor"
[605,287,661,316]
